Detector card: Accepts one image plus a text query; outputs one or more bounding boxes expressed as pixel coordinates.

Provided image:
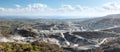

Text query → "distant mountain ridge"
[0,15,90,19]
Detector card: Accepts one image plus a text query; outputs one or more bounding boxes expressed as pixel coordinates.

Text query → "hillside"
[77,14,120,30]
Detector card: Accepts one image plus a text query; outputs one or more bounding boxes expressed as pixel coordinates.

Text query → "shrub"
[0,42,66,52]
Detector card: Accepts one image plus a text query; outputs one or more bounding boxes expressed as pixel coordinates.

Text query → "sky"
[0,0,120,17]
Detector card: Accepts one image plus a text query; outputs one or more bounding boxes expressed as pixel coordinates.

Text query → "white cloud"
[102,2,120,10]
[0,2,120,17]
[15,4,21,8]
[27,3,47,9]
[60,5,75,11]
[0,7,5,11]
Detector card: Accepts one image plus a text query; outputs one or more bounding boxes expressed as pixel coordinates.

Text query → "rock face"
[43,31,119,51]
[102,26,120,33]
[16,29,38,37]
[71,31,118,39]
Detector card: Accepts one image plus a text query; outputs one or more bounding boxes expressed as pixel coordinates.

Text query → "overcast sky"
[0,0,120,17]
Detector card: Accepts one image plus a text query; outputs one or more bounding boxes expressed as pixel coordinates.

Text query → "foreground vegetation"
[0,41,66,52]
